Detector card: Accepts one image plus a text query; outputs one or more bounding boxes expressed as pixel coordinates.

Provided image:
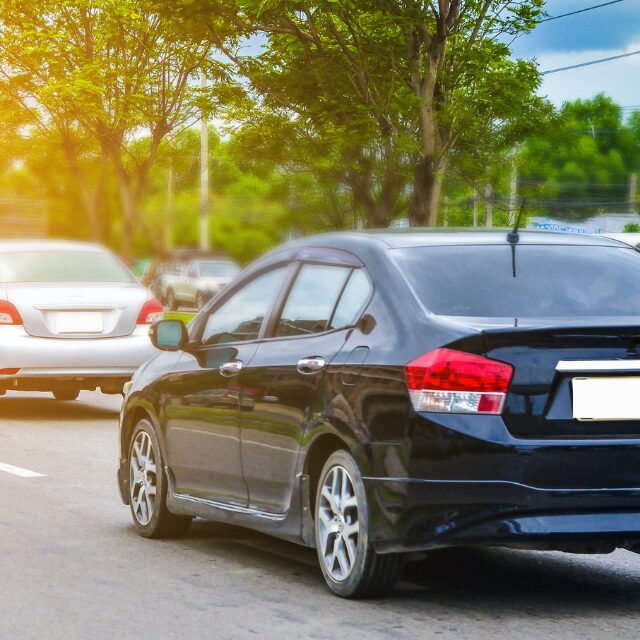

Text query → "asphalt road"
[1,391,639,640]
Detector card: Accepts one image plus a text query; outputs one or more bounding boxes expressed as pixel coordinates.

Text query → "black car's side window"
[330,269,372,329]
[201,267,286,346]
[275,264,355,338]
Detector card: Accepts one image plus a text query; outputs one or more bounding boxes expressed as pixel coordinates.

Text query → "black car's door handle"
[219,360,243,377]
[297,356,326,375]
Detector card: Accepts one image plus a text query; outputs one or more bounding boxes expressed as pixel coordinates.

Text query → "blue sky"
[511,0,640,107]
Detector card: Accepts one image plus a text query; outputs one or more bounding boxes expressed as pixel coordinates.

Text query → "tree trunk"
[61,139,104,242]
[410,157,445,227]
[362,201,390,228]
[113,165,135,265]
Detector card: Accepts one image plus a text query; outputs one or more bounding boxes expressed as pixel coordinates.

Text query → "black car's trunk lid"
[450,320,640,439]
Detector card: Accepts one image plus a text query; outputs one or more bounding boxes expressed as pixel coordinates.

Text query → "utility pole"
[472,189,478,227]
[165,161,174,252]
[629,172,638,215]
[485,185,493,228]
[199,71,210,251]
[509,147,519,226]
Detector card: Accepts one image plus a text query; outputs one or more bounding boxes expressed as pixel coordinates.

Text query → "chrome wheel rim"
[318,465,359,582]
[129,431,157,526]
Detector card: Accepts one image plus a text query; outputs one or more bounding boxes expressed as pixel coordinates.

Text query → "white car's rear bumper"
[0,325,157,392]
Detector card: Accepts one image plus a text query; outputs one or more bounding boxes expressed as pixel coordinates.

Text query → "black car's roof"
[251,228,631,276]
[299,229,628,251]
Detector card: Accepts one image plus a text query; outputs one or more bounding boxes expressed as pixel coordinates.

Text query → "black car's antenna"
[507,199,527,277]
[507,198,527,245]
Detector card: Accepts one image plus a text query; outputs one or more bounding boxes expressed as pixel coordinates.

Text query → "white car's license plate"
[57,312,103,334]
[572,377,640,421]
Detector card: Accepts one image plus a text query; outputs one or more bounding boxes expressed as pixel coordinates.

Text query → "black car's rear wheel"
[314,450,404,598]
[128,419,191,539]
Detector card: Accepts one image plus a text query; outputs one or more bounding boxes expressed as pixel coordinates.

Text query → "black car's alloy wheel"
[128,419,191,539]
[314,450,404,598]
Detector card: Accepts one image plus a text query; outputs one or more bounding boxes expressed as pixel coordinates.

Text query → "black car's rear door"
[240,262,373,514]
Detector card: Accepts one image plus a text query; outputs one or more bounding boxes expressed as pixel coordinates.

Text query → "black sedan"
[118,230,640,598]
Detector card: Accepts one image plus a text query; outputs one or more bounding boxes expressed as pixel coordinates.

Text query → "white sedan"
[0,240,161,400]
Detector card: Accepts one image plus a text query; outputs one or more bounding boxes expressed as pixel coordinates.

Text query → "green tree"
[520,94,639,220]
[193,0,548,227]
[0,0,237,259]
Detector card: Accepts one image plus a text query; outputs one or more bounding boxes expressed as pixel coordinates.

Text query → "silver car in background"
[0,240,161,400]
[160,257,240,310]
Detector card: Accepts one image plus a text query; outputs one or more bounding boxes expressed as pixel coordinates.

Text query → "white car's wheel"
[53,390,79,401]
[166,289,178,311]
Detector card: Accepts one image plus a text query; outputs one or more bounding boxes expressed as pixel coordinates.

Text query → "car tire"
[128,418,191,539]
[195,292,205,310]
[166,289,178,311]
[53,390,79,401]
[314,449,404,598]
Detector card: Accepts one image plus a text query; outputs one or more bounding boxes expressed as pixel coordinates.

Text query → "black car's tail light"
[137,298,164,325]
[0,300,23,325]
[405,348,513,415]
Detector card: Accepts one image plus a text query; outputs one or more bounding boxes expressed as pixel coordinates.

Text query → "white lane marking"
[0,462,45,478]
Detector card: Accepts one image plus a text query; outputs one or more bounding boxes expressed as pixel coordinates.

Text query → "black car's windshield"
[0,251,134,283]
[198,261,239,278]
[394,244,640,318]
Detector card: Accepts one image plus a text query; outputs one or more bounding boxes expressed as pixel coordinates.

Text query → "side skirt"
[165,469,316,548]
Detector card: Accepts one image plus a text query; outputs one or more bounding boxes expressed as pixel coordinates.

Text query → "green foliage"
[520,94,638,220]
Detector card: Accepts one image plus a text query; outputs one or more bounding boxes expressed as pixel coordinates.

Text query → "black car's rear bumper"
[365,476,640,553]
[365,413,640,554]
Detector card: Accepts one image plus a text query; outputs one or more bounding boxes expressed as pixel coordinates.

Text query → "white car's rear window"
[0,251,134,283]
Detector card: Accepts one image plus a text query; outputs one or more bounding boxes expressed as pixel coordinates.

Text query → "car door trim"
[167,470,288,521]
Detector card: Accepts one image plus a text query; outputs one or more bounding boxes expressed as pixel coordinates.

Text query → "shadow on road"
[0,395,120,421]
[179,520,640,613]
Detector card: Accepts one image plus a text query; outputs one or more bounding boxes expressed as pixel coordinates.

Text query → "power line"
[539,0,625,23]
[542,49,640,75]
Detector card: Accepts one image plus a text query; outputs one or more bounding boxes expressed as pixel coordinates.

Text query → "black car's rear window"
[393,244,640,318]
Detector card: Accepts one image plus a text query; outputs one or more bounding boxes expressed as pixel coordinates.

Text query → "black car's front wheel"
[128,419,191,539]
[314,450,404,598]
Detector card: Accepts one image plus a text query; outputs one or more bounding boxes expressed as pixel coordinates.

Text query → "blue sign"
[529,218,601,235]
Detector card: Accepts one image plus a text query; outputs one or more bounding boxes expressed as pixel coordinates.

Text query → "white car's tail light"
[137,299,164,325]
[0,301,23,325]
[405,348,513,415]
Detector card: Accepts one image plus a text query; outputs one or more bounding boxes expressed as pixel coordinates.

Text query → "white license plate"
[572,377,640,421]
[57,312,103,334]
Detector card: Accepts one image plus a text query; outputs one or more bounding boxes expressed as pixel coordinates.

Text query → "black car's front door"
[164,343,257,505]
[164,266,288,507]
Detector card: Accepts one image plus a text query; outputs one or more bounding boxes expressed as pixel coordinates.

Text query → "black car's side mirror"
[150,320,188,351]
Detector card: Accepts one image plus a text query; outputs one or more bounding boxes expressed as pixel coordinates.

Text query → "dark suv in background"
[118,230,640,597]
